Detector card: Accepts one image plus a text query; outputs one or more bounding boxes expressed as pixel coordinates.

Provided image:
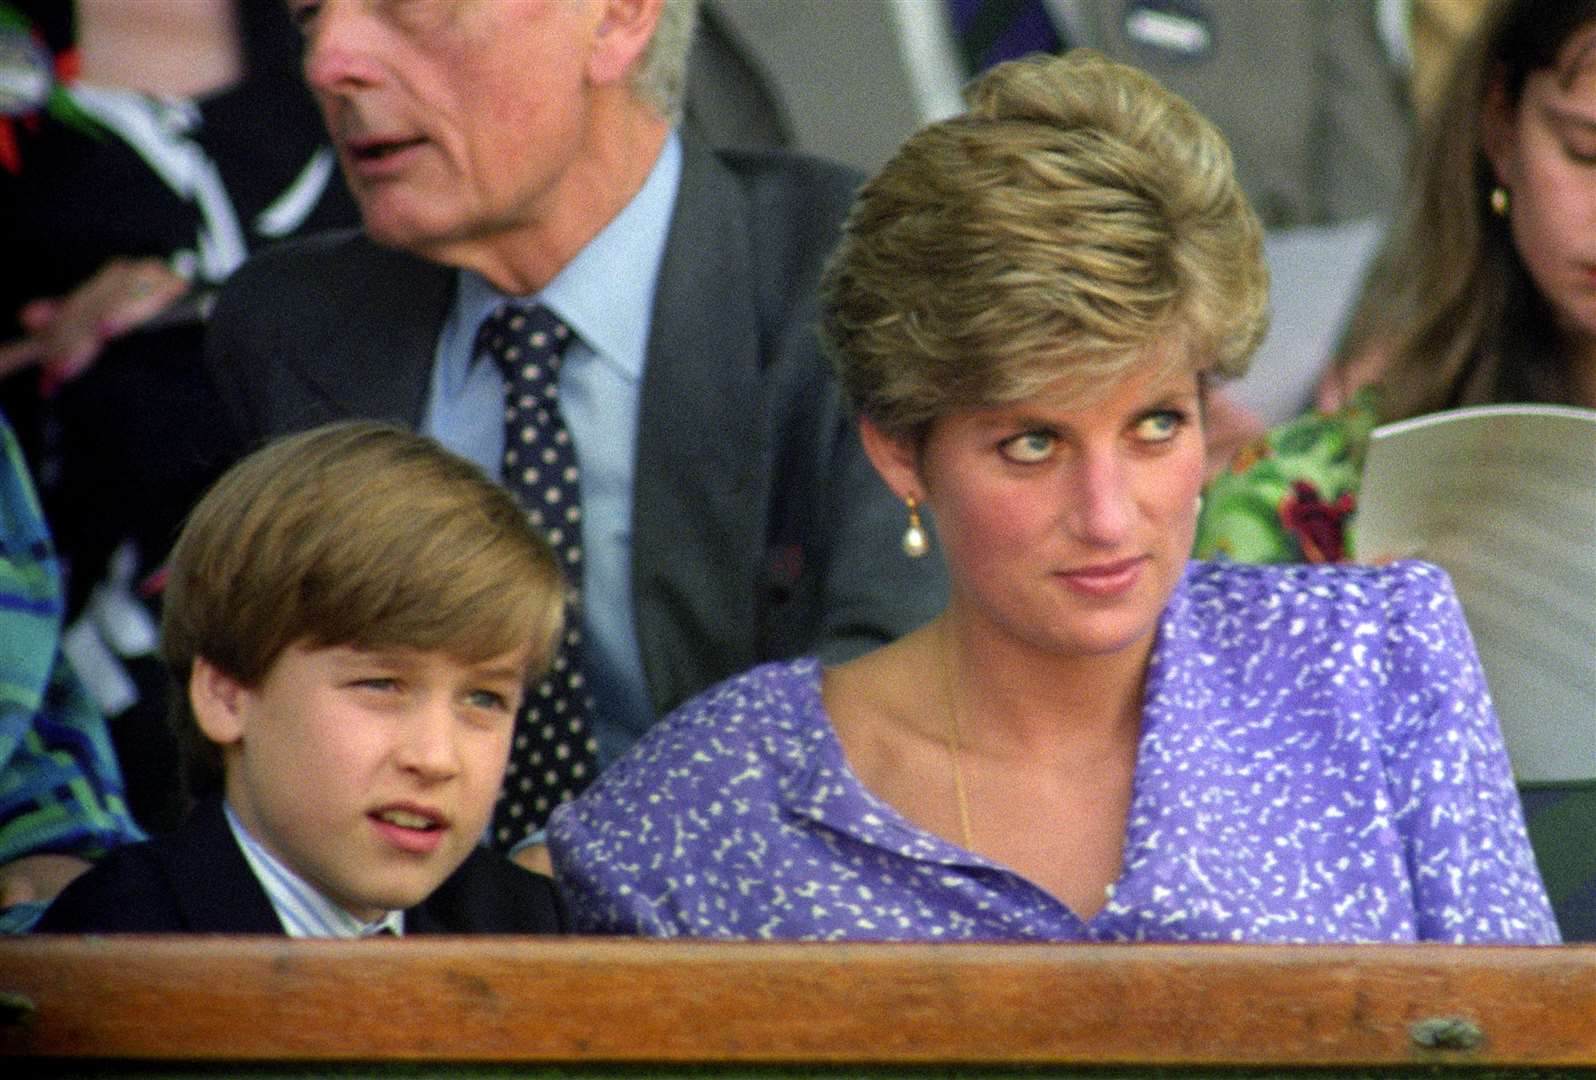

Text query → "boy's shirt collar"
[224,802,404,938]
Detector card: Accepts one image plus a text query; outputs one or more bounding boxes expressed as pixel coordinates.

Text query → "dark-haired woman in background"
[1198,0,1596,563]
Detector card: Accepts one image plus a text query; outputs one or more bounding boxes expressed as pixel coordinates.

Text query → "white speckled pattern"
[549,561,1558,943]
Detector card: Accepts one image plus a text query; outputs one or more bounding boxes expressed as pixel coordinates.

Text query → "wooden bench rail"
[2,938,1594,1067]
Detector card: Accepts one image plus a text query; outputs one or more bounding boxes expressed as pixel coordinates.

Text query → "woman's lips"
[1055,556,1147,598]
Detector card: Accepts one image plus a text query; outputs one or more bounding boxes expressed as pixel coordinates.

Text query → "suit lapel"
[159,800,286,933]
[631,136,770,714]
[285,236,457,429]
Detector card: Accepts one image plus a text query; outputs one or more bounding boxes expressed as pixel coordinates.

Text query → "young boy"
[37,422,568,934]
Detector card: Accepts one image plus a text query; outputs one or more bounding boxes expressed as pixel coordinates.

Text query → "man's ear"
[189,657,249,747]
[586,0,664,89]
[858,416,925,505]
[1480,67,1520,190]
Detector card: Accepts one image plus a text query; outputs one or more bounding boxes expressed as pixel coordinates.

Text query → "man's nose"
[302,0,383,95]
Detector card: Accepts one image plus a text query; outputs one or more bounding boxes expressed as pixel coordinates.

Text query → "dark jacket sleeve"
[410,848,568,934]
[33,847,187,932]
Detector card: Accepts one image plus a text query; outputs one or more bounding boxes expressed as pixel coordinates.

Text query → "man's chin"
[354,197,461,258]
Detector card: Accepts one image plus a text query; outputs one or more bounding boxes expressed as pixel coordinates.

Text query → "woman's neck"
[937,608,1151,764]
[75,0,243,99]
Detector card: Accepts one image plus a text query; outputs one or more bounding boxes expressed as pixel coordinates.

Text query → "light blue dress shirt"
[225,802,404,937]
[424,132,682,767]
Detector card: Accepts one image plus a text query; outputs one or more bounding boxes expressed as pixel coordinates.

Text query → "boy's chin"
[344,868,460,920]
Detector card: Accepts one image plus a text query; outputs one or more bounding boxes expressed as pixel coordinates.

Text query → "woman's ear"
[189,657,249,747]
[1480,68,1519,189]
[858,416,924,504]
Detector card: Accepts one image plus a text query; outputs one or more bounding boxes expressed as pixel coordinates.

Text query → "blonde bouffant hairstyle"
[163,421,565,799]
[820,50,1269,439]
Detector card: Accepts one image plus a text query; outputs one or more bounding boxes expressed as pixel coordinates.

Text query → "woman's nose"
[1066,452,1133,545]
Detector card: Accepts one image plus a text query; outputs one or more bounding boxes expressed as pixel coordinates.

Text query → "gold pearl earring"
[1490,185,1510,216]
[901,497,929,558]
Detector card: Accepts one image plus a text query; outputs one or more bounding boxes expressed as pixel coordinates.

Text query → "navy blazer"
[201,134,947,742]
[34,799,566,934]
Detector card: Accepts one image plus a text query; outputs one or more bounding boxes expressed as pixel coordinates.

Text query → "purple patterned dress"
[548,561,1558,943]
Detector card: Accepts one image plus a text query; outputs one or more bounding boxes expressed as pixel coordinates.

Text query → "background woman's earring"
[1490,185,1510,216]
[901,498,929,558]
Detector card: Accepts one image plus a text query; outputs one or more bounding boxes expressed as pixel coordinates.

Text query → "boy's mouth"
[371,804,450,856]
[374,807,442,831]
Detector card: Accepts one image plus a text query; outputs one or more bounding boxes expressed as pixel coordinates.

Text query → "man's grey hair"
[631,0,699,121]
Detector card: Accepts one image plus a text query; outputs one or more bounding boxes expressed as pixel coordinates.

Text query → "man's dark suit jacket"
[34,800,566,933]
[201,134,946,739]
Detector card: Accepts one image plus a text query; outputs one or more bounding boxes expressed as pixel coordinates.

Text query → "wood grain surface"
[2,938,1594,1066]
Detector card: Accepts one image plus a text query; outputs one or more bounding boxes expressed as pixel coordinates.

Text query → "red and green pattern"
[0,2,101,174]
[1194,388,1379,565]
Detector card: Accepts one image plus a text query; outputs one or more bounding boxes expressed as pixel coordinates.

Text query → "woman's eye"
[1564,140,1596,165]
[1134,411,1184,442]
[1000,431,1056,463]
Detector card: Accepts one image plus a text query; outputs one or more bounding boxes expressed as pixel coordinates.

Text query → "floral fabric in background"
[1195,389,1379,565]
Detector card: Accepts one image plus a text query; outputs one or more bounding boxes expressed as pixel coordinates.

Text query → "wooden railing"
[3,938,1595,1073]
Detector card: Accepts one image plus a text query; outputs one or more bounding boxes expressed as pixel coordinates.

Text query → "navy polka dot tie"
[476,303,599,848]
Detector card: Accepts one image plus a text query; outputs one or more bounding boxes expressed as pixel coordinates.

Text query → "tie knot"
[477,303,574,383]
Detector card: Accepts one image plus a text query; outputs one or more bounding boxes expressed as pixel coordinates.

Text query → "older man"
[202,0,944,849]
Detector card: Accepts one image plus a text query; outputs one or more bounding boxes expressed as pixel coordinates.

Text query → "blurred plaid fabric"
[0,410,143,932]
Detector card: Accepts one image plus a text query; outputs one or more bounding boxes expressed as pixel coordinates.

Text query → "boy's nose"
[395,703,460,781]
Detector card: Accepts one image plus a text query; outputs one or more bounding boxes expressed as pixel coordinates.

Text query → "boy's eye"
[1134,410,1185,442]
[353,677,399,691]
[466,689,514,712]
[999,431,1056,464]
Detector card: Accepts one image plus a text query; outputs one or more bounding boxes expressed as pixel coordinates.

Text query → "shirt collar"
[454,128,682,383]
[777,660,989,870]
[225,802,405,938]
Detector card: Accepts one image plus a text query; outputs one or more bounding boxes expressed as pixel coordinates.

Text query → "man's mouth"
[345,136,425,163]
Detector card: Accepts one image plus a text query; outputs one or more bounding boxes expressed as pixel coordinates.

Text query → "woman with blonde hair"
[1198,0,1596,564]
[548,51,1556,943]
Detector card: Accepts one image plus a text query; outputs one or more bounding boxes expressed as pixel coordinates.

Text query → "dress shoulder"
[1178,558,1465,648]
[560,657,827,811]
[1163,559,1486,758]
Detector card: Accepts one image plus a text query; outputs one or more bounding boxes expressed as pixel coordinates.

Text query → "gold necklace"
[939,620,975,851]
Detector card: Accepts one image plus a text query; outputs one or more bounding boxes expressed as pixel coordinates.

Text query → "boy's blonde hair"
[163,422,564,798]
